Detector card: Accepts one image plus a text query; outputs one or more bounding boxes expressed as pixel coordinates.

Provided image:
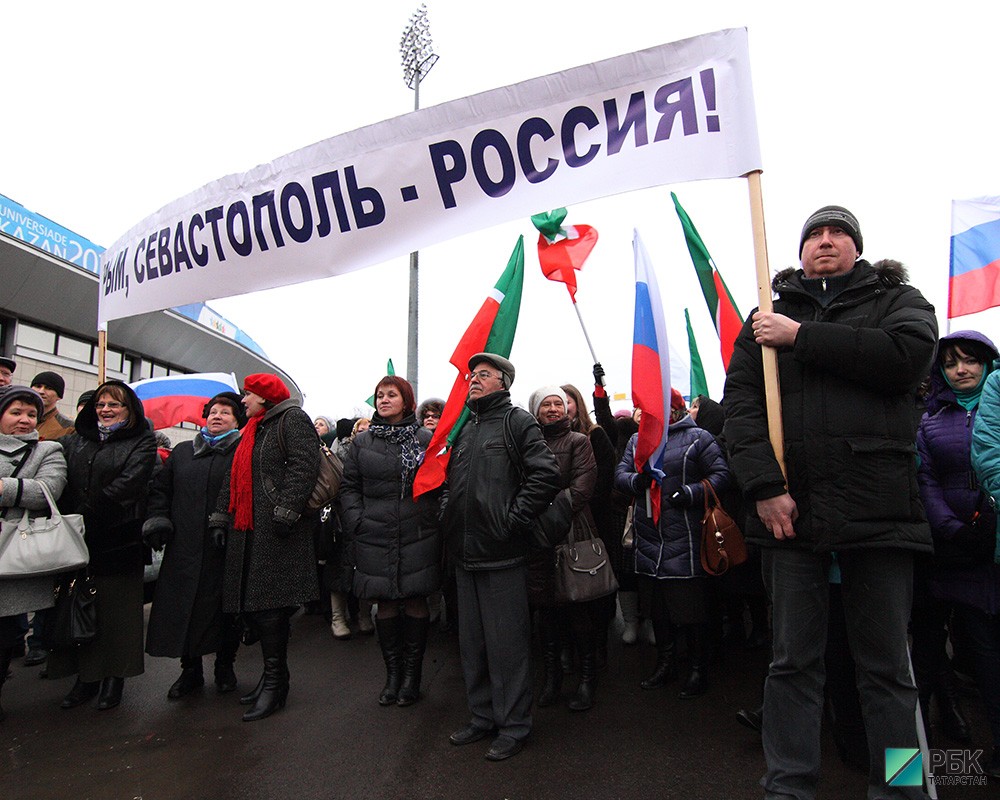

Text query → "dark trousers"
[953,604,1000,743]
[761,547,927,800]
[455,564,532,741]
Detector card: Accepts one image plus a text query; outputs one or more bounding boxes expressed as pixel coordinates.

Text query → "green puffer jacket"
[722,259,938,552]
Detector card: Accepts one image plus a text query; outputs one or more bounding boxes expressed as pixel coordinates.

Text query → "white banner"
[98,28,761,326]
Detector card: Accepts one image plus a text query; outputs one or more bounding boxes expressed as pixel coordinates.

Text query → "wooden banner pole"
[97,329,107,385]
[746,170,787,481]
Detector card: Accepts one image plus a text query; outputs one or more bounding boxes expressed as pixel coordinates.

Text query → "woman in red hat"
[339,375,442,707]
[208,373,320,722]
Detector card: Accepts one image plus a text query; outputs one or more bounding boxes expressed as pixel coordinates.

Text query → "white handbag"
[0,482,89,578]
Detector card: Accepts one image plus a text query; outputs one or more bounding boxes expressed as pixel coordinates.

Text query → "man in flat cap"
[723,206,937,799]
[443,353,559,761]
[0,357,15,387]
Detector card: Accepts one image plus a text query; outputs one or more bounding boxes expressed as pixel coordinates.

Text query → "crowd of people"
[0,204,998,796]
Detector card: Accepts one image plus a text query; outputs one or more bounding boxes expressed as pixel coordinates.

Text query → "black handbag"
[553,521,618,603]
[44,570,98,650]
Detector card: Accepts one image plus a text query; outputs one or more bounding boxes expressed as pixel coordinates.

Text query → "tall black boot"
[0,646,12,722]
[536,612,563,708]
[374,616,404,706]
[242,609,290,722]
[679,624,707,698]
[568,651,597,712]
[397,616,430,707]
[641,615,677,690]
[215,615,240,694]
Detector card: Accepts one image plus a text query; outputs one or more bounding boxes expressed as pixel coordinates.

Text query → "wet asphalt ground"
[1,607,994,800]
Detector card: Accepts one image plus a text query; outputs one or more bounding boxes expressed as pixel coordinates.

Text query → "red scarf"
[228,413,262,531]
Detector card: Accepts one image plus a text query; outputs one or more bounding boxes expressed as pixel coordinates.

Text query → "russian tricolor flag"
[130,372,239,430]
[631,231,671,523]
[949,196,1000,318]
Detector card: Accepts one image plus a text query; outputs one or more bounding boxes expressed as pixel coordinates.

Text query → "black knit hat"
[202,391,248,429]
[31,370,65,398]
[799,205,863,257]
[0,357,15,373]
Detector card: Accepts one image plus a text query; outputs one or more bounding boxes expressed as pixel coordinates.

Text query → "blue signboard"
[0,193,104,274]
[0,192,268,359]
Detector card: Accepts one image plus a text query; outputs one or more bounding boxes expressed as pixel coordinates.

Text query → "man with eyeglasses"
[444,353,560,762]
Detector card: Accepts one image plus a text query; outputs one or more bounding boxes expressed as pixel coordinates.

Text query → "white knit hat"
[528,385,567,419]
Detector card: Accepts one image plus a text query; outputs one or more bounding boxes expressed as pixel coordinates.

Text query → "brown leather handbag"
[699,480,747,576]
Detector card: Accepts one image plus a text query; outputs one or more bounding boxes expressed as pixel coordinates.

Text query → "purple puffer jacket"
[916,330,1000,612]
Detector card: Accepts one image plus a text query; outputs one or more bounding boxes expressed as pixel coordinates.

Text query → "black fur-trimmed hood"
[771,259,909,293]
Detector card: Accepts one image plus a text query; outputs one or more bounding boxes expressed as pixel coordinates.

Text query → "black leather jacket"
[443,390,560,570]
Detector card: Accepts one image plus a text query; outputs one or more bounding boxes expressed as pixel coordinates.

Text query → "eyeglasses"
[95,402,124,410]
[467,370,500,382]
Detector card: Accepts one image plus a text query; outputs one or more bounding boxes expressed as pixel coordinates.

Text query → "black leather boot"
[935,671,971,744]
[168,657,205,699]
[97,677,125,710]
[536,620,563,708]
[679,625,707,699]
[239,673,264,706]
[60,677,100,709]
[397,616,430,707]
[568,651,597,712]
[374,616,404,706]
[242,610,290,722]
[641,640,678,690]
[215,616,240,694]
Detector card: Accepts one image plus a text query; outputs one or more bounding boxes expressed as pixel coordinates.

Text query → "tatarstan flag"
[684,308,709,400]
[532,207,598,303]
[671,192,743,370]
[412,237,524,498]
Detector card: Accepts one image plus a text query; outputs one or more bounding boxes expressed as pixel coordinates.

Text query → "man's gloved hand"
[273,520,295,539]
[209,527,227,549]
[593,362,606,388]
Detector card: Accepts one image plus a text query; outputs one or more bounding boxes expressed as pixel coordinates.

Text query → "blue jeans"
[761,547,928,800]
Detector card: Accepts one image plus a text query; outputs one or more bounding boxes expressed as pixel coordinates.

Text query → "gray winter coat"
[211,399,320,613]
[0,434,68,616]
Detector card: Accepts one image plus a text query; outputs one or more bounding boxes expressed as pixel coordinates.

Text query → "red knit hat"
[670,388,686,412]
[244,373,290,405]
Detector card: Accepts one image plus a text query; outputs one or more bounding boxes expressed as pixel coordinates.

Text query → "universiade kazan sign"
[98,27,762,327]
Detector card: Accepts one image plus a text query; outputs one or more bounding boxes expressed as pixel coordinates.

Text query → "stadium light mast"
[400,4,439,397]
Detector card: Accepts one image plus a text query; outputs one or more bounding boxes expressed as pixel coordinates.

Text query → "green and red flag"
[685,308,709,400]
[412,237,525,498]
[532,208,598,303]
[671,192,743,370]
[365,359,395,408]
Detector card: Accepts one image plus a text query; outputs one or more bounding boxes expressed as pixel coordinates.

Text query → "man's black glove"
[209,527,227,549]
[593,362,606,388]
[273,520,295,539]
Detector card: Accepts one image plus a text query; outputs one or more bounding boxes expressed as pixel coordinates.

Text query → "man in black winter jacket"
[443,353,560,762]
[723,206,937,800]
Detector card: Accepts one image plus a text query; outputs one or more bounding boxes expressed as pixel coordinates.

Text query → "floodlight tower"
[400,4,439,397]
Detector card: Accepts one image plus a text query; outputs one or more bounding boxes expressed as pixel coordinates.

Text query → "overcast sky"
[3,1,999,420]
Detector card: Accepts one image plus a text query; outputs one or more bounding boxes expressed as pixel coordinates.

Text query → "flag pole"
[572,302,599,364]
[97,329,107,384]
[746,171,787,481]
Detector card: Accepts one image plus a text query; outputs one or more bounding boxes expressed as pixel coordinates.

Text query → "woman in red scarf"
[209,373,320,722]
